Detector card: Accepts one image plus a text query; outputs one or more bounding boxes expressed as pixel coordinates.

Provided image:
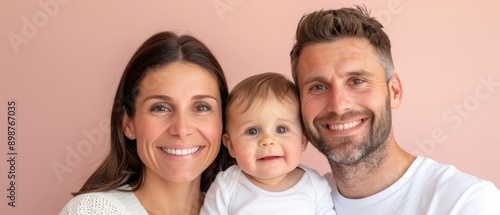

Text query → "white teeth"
[162,146,200,155]
[327,120,362,131]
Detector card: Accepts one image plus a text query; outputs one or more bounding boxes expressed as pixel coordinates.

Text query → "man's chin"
[327,149,364,165]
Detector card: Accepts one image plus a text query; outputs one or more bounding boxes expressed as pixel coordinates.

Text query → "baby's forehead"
[228,96,299,115]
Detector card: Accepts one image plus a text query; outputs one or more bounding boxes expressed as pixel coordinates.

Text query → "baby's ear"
[301,134,308,152]
[222,134,236,158]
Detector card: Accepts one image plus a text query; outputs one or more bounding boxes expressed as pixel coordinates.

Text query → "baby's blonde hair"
[226,72,300,122]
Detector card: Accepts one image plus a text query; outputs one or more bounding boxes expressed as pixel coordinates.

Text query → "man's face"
[296,38,399,165]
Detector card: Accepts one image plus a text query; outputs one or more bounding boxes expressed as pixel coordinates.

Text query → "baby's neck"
[244,167,304,192]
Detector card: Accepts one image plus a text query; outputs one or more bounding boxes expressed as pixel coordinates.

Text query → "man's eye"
[246,128,259,135]
[276,126,287,134]
[311,84,326,91]
[351,79,365,85]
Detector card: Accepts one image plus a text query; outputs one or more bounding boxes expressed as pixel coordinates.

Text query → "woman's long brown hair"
[73,31,235,195]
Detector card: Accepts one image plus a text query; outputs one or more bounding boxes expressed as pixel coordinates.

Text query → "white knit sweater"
[60,186,148,215]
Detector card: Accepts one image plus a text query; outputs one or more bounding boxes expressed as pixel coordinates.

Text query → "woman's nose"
[167,112,193,137]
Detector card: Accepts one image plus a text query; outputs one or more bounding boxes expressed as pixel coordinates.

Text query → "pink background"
[1,0,499,214]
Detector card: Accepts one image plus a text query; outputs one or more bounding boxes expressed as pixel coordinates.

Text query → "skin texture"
[223,98,308,191]
[122,62,223,214]
[298,38,392,165]
[296,37,414,198]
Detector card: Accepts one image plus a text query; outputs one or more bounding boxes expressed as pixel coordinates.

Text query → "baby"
[200,72,336,214]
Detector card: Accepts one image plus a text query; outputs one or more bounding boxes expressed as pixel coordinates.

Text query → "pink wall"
[1,0,499,214]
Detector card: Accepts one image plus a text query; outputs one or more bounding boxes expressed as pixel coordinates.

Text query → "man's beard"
[305,95,392,166]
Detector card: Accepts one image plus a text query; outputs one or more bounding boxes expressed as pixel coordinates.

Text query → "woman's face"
[123,62,223,183]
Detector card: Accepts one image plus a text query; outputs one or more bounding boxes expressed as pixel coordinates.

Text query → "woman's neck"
[134,175,204,215]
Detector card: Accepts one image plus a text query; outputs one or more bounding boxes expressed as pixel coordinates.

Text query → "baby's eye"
[276,126,287,134]
[246,128,259,135]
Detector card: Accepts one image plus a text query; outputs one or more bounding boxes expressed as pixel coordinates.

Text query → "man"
[290,5,500,214]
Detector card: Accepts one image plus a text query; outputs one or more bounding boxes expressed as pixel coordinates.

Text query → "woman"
[60,31,234,214]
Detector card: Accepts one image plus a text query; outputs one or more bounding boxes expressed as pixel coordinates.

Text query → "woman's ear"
[389,73,403,109]
[222,133,236,158]
[122,113,136,140]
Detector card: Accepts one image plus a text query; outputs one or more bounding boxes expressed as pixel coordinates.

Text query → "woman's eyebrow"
[142,94,218,102]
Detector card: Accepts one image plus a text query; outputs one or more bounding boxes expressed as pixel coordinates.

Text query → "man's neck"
[330,136,415,199]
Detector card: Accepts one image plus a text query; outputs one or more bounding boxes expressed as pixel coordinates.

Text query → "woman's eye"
[246,128,259,135]
[151,104,169,112]
[195,103,211,112]
[276,126,287,134]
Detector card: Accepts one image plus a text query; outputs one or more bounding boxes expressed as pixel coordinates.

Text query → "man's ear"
[222,133,236,158]
[389,73,403,109]
[122,113,136,140]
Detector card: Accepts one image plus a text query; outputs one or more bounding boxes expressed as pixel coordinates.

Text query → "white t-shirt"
[200,164,336,215]
[326,156,500,214]
[59,186,148,215]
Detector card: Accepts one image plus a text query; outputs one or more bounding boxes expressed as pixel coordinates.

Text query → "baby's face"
[223,99,306,183]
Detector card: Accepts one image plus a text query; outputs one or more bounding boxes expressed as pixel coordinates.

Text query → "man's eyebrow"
[302,75,328,86]
[346,69,375,78]
[302,70,373,83]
